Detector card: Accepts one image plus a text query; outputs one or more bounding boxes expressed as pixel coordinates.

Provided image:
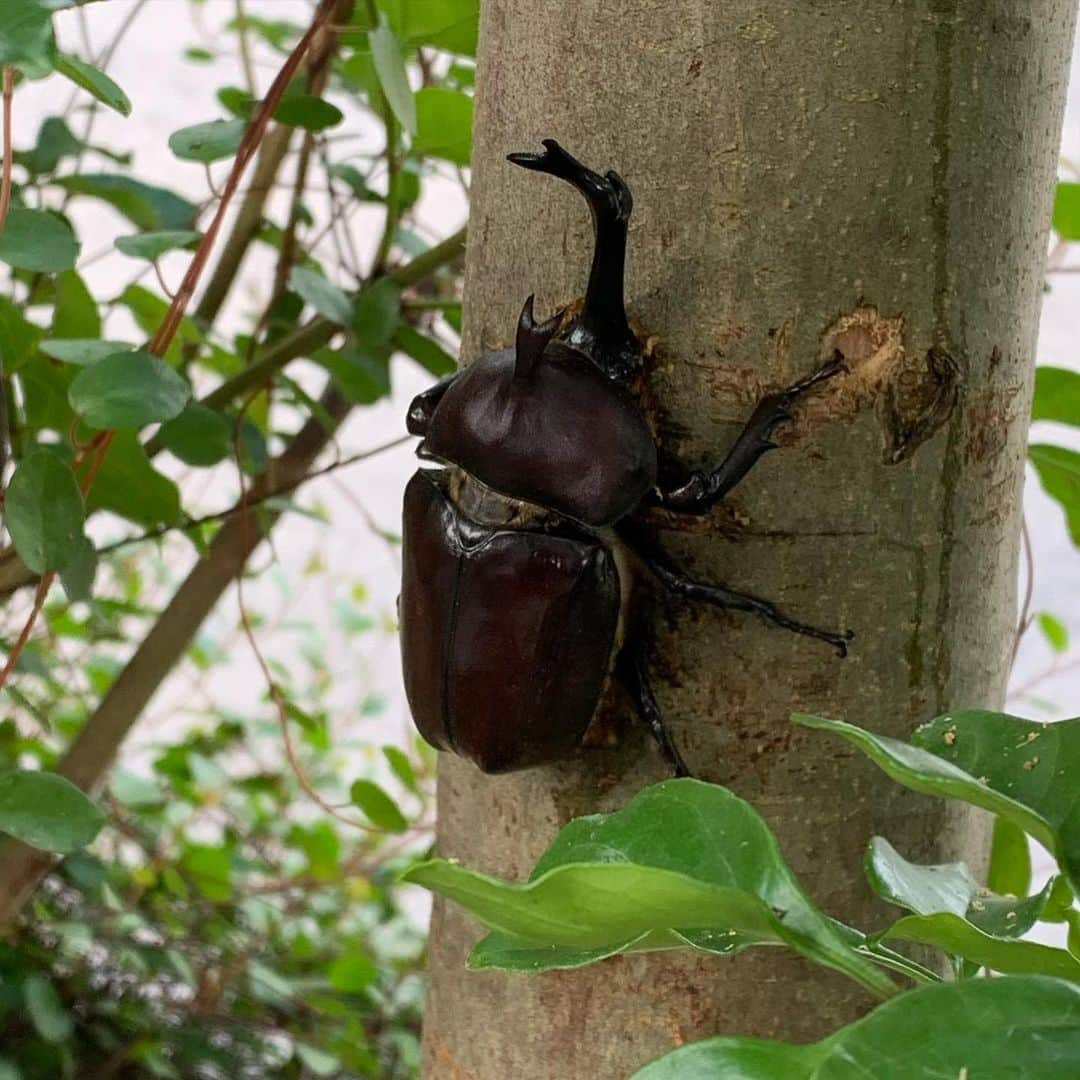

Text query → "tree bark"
[422,2,1077,1077]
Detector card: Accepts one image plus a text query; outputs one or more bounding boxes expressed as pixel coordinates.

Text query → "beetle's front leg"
[658,352,846,514]
[406,371,460,437]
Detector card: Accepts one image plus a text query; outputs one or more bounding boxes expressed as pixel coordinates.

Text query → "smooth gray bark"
[422,3,1077,1077]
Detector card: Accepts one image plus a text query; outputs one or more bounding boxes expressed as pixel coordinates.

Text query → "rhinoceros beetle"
[399,138,851,776]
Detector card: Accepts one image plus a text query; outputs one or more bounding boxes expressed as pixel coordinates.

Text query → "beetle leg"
[507,139,638,376]
[620,523,853,657]
[657,351,847,514]
[617,618,691,778]
[406,371,460,437]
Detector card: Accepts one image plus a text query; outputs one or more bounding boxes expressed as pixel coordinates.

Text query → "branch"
[0,225,466,598]
[0,0,343,692]
[193,0,352,330]
[181,224,467,420]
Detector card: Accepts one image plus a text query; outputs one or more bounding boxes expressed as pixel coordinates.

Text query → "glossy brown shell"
[421,342,657,527]
[399,469,620,773]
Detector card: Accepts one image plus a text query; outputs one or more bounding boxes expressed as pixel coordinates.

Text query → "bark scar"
[793,305,962,463]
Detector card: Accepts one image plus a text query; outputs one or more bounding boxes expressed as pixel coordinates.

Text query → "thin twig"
[99,434,410,555]
[0,577,49,689]
[148,0,338,357]
[0,67,14,236]
[232,399,373,832]
[233,0,258,97]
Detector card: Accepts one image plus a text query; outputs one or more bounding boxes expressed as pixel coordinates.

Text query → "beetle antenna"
[515,295,562,379]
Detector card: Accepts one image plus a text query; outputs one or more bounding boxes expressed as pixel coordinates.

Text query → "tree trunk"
[421,3,1076,1077]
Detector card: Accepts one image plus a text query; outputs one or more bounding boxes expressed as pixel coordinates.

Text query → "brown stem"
[0,67,14,236]
[147,0,339,357]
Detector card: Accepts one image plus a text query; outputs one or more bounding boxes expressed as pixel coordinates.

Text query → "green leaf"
[0,295,42,372]
[354,277,401,344]
[865,836,1076,976]
[369,24,417,135]
[1037,611,1071,654]
[23,974,73,1044]
[328,951,377,993]
[796,712,1080,893]
[382,745,418,793]
[55,53,131,116]
[295,1044,340,1077]
[883,911,1080,979]
[1053,181,1080,240]
[865,837,975,919]
[5,448,85,573]
[312,345,391,404]
[54,174,198,231]
[404,779,895,996]
[350,779,408,832]
[51,268,100,338]
[217,84,254,118]
[272,95,343,131]
[469,932,643,972]
[632,976,1080,1079]
[169,118,246,163]
[1033,366,1080,427]
[396,0,478,55]
[20,116,80,174]
[412,87,472,165]
[289,266,354,324]
[82,429,181,527]
[60,534,97,602]
[988,815,1033,897]
[40,338,133,365]
[1030,443,1080,545]
[182,843,232,901]
[328,162,382,201]
[0,0,56,71]
[115,230,200,260]
[158,404,232,467]
[69,349,191,429]
[394,324,456,376]
[0,769,104,853]
[0,208,78,272]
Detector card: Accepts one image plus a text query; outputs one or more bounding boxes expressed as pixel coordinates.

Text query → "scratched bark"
[422,3,1077,1077]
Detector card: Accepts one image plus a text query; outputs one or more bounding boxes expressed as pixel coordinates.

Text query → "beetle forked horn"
[515,295,563,378]
[507,138,632,222]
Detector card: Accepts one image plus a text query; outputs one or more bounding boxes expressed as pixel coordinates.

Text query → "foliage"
[411,709,1080,1075]
[0,623,436,1076]
[0,0,478,1074]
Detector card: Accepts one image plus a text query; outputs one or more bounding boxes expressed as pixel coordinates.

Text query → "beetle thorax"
[448,467,558,529]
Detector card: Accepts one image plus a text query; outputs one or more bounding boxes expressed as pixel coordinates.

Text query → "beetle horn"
[515,295,563,379]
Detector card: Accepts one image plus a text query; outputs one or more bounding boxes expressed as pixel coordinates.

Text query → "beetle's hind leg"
[507,139,637,375]
[658,351,847,514]
[616,609,692,778]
